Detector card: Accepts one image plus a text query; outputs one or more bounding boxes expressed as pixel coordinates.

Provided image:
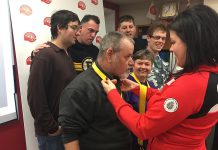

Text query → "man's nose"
[76,30,81,36]
[128,57,134,66]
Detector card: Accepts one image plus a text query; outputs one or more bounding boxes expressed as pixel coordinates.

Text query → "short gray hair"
[98,31,134,57]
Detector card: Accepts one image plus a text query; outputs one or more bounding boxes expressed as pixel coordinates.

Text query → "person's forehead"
[83,20,98,26]
[82,20,99,30]
[68,21,79,25]
[152,29,166,35]
[120,21,135,27]
[135,58,152,62]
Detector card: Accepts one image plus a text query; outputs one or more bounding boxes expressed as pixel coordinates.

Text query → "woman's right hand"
[120,79,139,92]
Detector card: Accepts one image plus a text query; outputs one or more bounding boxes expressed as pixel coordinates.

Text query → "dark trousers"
[37,135,64,150]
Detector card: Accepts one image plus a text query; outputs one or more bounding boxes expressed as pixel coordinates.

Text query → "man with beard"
[59,31,134,150]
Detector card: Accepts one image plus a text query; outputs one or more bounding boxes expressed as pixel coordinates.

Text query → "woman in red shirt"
[101,5,218,150]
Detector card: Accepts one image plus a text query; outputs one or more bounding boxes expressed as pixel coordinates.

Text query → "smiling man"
[146,22,170,89]
[117,15,147,54]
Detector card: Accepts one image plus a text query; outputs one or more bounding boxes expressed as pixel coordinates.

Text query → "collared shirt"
[147,54,170,89]
[27,41,77,135]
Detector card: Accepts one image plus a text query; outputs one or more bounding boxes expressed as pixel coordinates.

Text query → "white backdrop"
[9,0,106,149]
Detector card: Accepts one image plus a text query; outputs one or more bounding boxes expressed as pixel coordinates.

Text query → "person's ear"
[146,35,151,42]
[106,48,113,63]
[56,25,63,35]
[117,27,121,32]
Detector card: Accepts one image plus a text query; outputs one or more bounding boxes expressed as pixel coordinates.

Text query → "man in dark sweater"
[59,31,134,150]
[117,15,147,54]
[27,10,80,150]
[69,15,100,74]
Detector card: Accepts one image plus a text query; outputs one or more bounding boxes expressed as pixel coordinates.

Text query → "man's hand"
[32,43,50,56]
[48,126,62,136]
[65,140,80,150]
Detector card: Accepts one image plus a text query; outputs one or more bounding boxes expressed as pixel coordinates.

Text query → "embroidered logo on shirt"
[82,57,93,71]
[164,98,178,112]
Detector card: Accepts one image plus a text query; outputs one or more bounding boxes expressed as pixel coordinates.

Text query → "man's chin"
[119,69,131,79]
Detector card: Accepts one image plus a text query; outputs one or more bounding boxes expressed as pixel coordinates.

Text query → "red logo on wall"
[26,56,32,65]
[96,36,102,43]
[20,4,32,16]
[91,0,98,5]
[78,1,86,10]
[44,17,51,27]
[24,32,36,42]
[41,0,52,4]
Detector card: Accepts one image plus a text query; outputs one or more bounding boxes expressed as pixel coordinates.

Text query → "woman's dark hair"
[169,5,218,74]
[50,10,80,39]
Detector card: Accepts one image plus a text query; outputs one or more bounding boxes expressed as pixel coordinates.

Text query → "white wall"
[104,8,115,33]
[119,2,152,26]
[204,0,218,12]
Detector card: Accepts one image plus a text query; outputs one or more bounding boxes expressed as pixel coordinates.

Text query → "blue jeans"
[37,135,64,150]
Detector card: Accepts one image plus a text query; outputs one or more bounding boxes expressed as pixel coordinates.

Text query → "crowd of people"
[27,4,217,150]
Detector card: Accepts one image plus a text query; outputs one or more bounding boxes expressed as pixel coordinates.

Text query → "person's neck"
[138,75,146,83]
[76,36,83,43]
[77,36,88,45]
[147,46,159,57]
[52,39,68,55]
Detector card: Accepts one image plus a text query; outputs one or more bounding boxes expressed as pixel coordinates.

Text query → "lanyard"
[92,62,122,97]
[130,72,148,147]
[92,62,107,81]
[130,72,150,87]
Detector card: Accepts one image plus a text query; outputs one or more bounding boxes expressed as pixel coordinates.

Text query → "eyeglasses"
[68,25,80,31]
[150,35,166,41]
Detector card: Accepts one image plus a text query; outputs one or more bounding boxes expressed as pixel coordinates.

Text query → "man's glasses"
[68,25,80,31]
[150,35,166,41]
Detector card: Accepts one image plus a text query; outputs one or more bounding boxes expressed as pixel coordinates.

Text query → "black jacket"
[59,62,131,150]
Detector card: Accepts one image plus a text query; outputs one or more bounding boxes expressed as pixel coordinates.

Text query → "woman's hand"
[101,79,117,94]
[120,79,139,92]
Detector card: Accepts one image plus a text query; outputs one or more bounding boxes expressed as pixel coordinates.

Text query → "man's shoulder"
[69,42,99,52]
[35,47,55,58]
[65,68,103,96]
[134,38,147,45]
[87,43,99,52]
[69,68,99,86]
